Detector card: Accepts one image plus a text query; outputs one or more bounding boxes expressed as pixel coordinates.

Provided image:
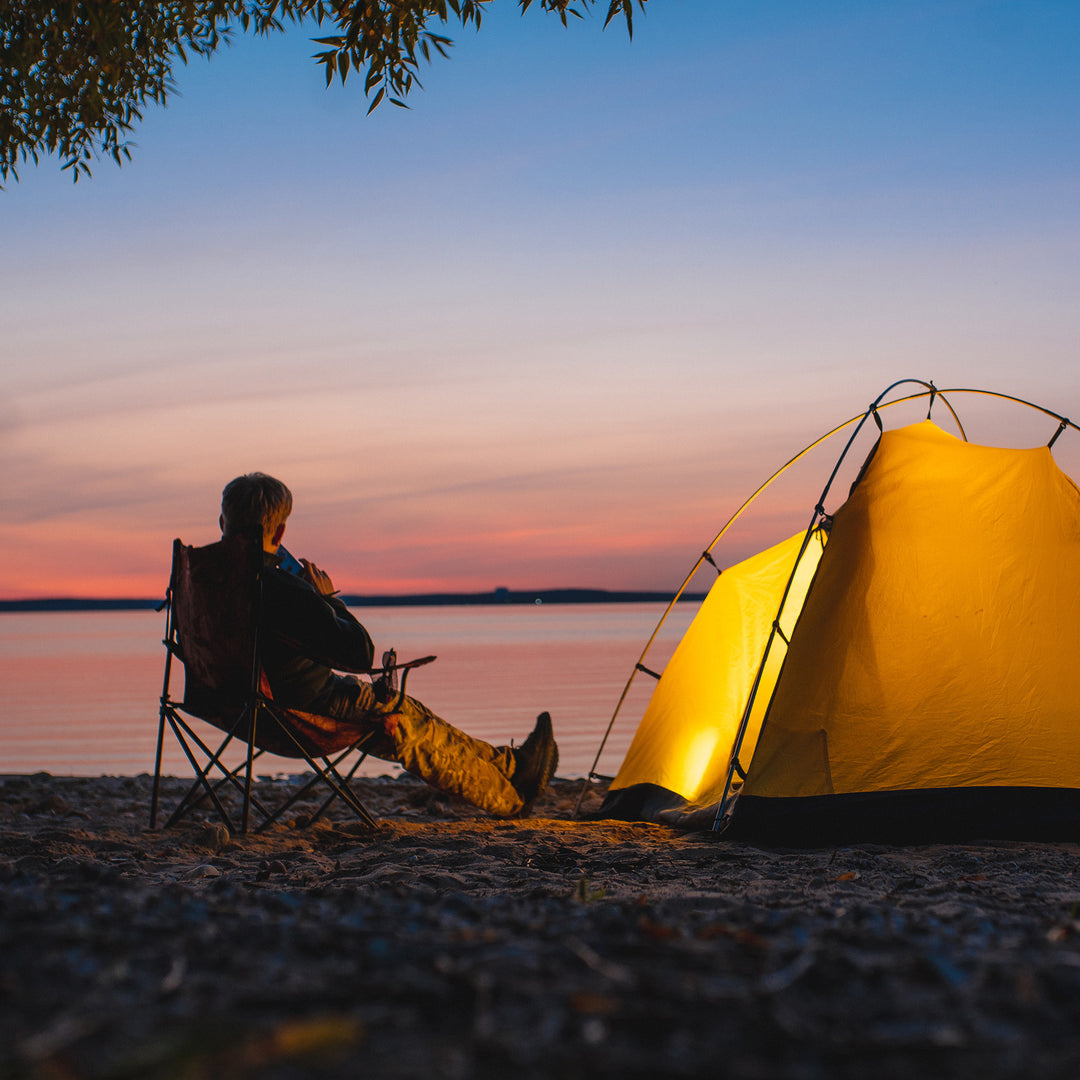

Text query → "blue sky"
[3,0,1079,597]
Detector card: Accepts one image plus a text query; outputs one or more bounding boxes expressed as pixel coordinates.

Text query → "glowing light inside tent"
[672,729,724,801]
[610,528,827,806]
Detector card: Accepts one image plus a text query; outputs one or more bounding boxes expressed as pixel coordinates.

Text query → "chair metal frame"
[151,535,408,834]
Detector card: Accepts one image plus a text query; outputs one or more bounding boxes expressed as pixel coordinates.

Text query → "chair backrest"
[166,534,388,759]
[170,534,263,709]
[155,535,381,833]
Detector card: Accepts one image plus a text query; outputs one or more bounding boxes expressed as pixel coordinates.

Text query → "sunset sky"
[3,0,1079,599]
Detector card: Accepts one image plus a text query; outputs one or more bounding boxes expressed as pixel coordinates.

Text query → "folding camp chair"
[150,534,433,834]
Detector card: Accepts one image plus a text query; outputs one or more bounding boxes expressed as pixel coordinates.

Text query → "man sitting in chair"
[220,472,558,818]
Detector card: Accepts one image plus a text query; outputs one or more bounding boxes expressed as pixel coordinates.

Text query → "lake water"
[0,604,695,781]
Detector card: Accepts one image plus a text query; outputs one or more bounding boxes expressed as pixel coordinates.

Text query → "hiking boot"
[512,711,559,811]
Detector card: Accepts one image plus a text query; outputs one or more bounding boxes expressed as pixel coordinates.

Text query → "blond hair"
[221,473,293,545]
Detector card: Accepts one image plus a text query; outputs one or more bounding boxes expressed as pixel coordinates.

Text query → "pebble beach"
[4,771,1080,1078]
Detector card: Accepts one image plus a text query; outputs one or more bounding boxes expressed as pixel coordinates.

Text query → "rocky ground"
[3,772,1080,1079]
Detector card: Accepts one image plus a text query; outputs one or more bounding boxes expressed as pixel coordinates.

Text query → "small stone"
[196,823,230,852]
[182,864,222,879]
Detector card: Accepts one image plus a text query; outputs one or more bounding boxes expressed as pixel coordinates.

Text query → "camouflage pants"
[309,675,525,817]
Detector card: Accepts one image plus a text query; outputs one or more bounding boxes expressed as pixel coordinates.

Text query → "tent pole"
[713,380,953,831]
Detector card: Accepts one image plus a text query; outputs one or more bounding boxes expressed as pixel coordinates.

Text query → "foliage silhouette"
[1,0,647,184]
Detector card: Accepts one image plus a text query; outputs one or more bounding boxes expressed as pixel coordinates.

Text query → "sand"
[3,771,1080,1079]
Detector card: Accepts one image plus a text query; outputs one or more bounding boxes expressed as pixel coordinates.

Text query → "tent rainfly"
[592,382,1080,843]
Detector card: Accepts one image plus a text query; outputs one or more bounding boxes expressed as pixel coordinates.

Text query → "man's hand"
[300,559,336,597]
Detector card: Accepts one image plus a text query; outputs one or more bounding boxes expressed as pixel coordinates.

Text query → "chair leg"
[161,708,275,832]
[254,726,379,832]
[308,746,370,826]
[256,746,350,828]
[205,752,273,818]
[155,699,380,834]
[162,709,240,832]
[314,751,377,827]
[303,755,378,829]
[259,739,375,830]
[242,719,257,834]
[256,757,377,831]
[157,705,263,831]
[150,699,169,829]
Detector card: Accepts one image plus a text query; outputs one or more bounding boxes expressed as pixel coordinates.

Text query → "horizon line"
[0,586,708,613]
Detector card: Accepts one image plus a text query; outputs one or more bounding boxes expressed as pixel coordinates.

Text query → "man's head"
[220,473,293,552]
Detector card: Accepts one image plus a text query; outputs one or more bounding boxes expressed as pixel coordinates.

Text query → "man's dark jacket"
[259,553,375,707]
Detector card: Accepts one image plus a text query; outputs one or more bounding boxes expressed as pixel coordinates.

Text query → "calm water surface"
[0,604,694,780]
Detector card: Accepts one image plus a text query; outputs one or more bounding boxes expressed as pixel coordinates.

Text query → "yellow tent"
[597,387,1080,841]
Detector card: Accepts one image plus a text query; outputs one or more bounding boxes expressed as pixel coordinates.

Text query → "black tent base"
[597,783,1080,844]
[728,787,1080,844]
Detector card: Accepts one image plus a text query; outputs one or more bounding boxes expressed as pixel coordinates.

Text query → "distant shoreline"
[0,587,706,613]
